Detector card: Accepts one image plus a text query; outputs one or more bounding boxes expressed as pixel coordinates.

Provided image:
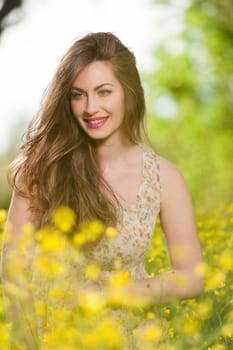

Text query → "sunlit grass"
[0,204,232,349]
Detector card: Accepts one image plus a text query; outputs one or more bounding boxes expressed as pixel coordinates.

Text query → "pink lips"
[84,116,109,129]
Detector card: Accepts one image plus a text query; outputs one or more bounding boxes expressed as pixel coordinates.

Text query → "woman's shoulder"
[140,144,186,185]
[156,155,185,178]
[156,155,190,204]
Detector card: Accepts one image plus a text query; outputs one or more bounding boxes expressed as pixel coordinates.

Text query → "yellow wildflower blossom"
[221,323,233,338]
[208,344,225,350]
[52,206,76,232]
[73,231,87,246]
[0,209,7,223]
[78,290,107,313]
[183,318,200,334]
[89,220,105,236]
[194,298,213,320]
[84,264,101,280]
[205,269,226,291]
[105,226,118,238]
[218,250,233,270]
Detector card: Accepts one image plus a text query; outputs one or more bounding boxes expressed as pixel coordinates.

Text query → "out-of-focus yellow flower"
[4,281,28,300]
[52,206,76,232]
[0,209,7,223]
[208,344,225,350]
[163,307,171,316]
[49,286,66,300]
[214,289,225,297]
[105,226,118,238]
[78,290,107,313]
[35,302,46,317]
[194,298,213,320]
[183,318,200,334]
[226,310,233,322]
[84,264,101,280]
[205,269,226,291]
[133,323,163,343]
[81,317,126,348]
[106,286,149,309]
[0,322,11,346]
[168,327,175,338]
[147,311,156,319]
[218,250,233,270]
[221,323,233,338]
[73,231,87,246]
[34,256,65,276]
[40,232,67,252]
[152,234,163,245]
[194,262,209,277]
[89,220,105,237]
[108,270,131,287]
[226,203,233,213]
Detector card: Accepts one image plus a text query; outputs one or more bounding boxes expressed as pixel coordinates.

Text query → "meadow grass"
[0,204,232,349]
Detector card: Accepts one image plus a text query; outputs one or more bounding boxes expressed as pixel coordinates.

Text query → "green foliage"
[147,0,233,209]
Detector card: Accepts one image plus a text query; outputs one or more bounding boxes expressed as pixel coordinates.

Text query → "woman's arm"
[119,156,204,306]
[0,192,39,349]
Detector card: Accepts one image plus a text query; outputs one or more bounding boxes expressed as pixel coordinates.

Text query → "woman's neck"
[94,136,136,169]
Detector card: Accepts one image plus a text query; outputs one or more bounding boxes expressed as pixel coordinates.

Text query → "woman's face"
[70,61,125,142]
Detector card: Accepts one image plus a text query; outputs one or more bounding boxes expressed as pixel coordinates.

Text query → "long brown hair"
[8,32,147,229]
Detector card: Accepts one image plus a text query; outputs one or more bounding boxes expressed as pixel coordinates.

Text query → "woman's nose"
[85,95,99,115]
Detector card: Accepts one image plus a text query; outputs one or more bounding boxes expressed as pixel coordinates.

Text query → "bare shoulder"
[156,155,190,204]
[156,155,186,184]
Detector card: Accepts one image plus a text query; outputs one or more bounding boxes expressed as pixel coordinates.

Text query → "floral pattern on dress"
[86,144,162,279]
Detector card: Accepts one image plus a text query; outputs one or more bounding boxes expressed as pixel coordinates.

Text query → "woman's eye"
[70,91,85,100]
[98,90,111,96]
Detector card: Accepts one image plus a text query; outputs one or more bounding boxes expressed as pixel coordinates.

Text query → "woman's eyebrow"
[71,83,114,92]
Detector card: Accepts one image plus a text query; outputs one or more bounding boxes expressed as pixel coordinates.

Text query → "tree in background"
[146,0,233,209]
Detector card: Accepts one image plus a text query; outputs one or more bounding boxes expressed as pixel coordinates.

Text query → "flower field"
[0,204,232,350]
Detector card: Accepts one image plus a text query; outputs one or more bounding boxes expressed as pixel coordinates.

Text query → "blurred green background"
[0,0,232,210]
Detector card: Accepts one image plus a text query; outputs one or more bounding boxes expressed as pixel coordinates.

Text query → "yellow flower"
[194,298,213,320]
[34,256,65,276]
[73,232,87,246]
[89,220,105,237]
[221,323,233,338]
[105,226,118,238]
[163,307,171,316]
[218,250,233,270]
[205,269,226,291]
[81,318,125,348]
[133,323,163,343]
[0,209,7,223]
[52,206,76,232]
[168,327,175,338]
[0,322,12,346]
[40,232,67,252]
[194,262,209,277]
[35,302,46,317]
[84,264,101,280]
[209,344,225,350]
[108,270,131,287]
[147,311,156,319]
[79,290,107,313]
[183,318,200,334]
[226,310,233,322]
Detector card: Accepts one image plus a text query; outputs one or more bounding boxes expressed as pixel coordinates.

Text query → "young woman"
[1,32,203,349]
